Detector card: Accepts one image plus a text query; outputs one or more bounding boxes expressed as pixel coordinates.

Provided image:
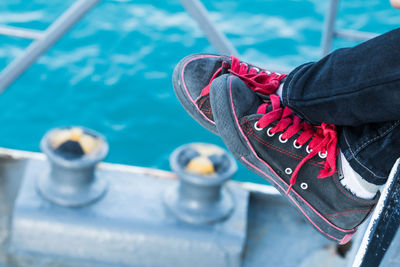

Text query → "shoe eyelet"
[254,121,264,131]
[318,151,327,159]
[306,145,312,154]
[300,183,308,190]
[293,139,302,149]
[285,168,292,175]
[267,127,275,137]
[278,134,288,143]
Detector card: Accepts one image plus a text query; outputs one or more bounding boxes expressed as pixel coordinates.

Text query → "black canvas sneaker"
[210,74,379,244]
[172,53,286,135]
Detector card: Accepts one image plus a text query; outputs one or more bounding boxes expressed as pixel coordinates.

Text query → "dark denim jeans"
[282,28,400,185]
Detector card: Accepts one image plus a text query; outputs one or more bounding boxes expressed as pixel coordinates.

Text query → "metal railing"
[0,0,239,93]
[180,0,238,56]
[0,0,102,93]
[0,0,381,93]
[321,0,378,56]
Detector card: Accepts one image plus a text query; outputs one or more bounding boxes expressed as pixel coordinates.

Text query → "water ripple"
[0,0,397,181]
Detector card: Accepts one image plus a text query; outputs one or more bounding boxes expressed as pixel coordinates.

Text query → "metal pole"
[0,26,43,40]
[321,0,339,57]
[180,0,239,56]
[0,0,101,93]
[334,29,378,42]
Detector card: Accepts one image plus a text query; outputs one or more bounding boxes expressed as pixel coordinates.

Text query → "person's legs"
[282,28,400,126]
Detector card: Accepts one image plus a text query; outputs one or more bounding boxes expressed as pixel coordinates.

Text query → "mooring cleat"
[164,143,237,224]
[37,126,109,207]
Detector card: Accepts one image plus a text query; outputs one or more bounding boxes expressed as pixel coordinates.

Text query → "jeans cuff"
[339,134,388,185]
[282,62,317,124]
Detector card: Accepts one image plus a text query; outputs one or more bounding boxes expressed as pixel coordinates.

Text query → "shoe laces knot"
[255,95,338,194]
[200,55,286,96]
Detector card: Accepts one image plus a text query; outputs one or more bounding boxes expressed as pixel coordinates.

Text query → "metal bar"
[0,26,44,40]
[334,29,378,42]
[321,0,339,56]
[180,0,239,56]
[344,217,371,267]
[352,159,400,267]
[0,0,101,93]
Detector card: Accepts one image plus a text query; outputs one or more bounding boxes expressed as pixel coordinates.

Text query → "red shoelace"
[200,55,287,97]
[256,94,338,194]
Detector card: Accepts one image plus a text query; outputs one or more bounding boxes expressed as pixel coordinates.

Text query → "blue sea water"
[0,0,398,182]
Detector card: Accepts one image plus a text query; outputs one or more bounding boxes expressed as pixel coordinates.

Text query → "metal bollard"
[37,126,108,207]
[164,143,237,224]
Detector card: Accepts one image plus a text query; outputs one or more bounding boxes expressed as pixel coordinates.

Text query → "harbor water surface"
[0,0,398,182]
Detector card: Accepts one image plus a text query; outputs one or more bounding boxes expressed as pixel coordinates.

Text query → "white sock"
[276,82,284,100]
[339,152,379,199]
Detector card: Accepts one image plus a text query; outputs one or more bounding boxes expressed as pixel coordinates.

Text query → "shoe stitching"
[241,119,323,167]
[241,157,352,239]
[323,208,373,216]
[332,174,377,205]
[242,126,305,162]
[352,120,400,155]
[200,105,212,114]
[248,130,324,168]
[181,55,225,125]
[196,95,208,107]
[325,211,372,219]
[196,97,213,117]
[243,125,322,166]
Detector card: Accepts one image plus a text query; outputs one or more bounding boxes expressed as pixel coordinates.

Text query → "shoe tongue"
[256,93,276,113]
[221,61,231,75]
[265,102,274,113]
